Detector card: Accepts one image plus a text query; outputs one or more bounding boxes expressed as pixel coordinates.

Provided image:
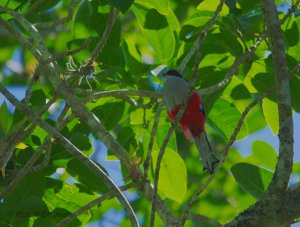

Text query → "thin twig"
[150,34,205,227]
[200,33,266,95]
[23,76,36,104]
[32,105,70,172]
[178,0,226,73]
[56,183,135,227]
[142,101,164,185]
[87,5,117,65]
[83,89,161,102]
[52,37,93,61]
[181,97,262,224]
[31,143,52,172]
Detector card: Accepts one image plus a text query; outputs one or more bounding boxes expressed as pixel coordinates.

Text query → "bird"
[162,69,219,174]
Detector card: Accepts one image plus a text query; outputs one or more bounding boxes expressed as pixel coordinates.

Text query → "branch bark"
[225,0,295,225]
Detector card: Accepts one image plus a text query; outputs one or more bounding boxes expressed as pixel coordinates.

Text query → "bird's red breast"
[168,92,205,140]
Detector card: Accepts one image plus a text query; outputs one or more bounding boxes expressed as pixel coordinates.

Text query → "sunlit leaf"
[262,98,279,134]
[152,148,187,203]
[208,98,248,140]
[154,0,169,15]
[16,143,28,149]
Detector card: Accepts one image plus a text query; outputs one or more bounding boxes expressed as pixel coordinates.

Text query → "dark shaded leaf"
[231,162,273,199]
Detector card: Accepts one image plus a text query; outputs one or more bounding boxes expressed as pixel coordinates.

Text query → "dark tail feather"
[194,132,219,174]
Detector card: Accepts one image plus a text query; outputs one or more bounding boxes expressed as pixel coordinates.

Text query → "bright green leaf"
[197,0,229,15]
[154,0,169,15]
[152,148,187,203]
[231,162,273,199]
[208,98,248,140]
[43,178,96,224]
[262,98,279,134]
[130,108,151,125]
[133,5,175,63]
[245,140,277,170]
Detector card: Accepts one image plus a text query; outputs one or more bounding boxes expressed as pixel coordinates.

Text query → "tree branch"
[83,89,161,102]
[0,84,139,227]
[262,0,293,195]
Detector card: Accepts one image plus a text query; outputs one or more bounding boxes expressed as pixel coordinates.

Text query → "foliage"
[0,0,299,226]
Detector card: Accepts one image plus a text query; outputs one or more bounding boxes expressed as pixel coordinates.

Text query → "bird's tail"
[194,132,219,174]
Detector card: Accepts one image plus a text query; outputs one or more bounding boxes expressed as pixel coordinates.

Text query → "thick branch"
[262,0,294,195]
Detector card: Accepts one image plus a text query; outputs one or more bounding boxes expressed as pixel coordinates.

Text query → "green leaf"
[144,27,175,63]
[92,101,125,130]
[152,148,187,203]
[153,0,169,15]
[251,72,275,93]
[290,75,300,113]
[282,14,299,47]
[117,126,136,151]
[130,108,151,125]
[0,101,12,136]
[231,163,273,199]
[70,133,92,153]
[184,11,214,28]
[43,178,96,224]
[110,0,134,13]
[0,171,46,223]
[133,5,175,63]
[122,39,145,75]
[144,9,168,29]
[237,0,261,14]
[250,141,277,170]
[208,98,248,140]
[262,97,279,134]
[197,0,229,15]
[73,0,108,38]
[66,158,109,194]
[29,89,47,113]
